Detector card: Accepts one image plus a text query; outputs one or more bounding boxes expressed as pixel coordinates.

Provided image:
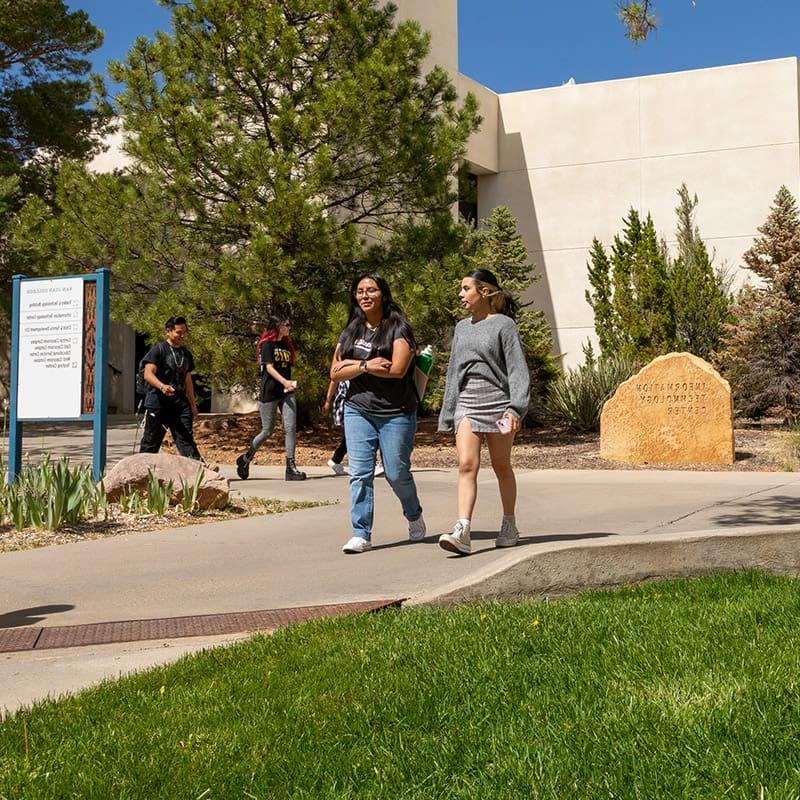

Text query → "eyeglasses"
[355,288,381,298]
[282,321,292,328]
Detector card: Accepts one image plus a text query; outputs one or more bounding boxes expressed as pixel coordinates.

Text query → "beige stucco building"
[401,1,800,364]
[460,56,800,364]
[97,1,800,409]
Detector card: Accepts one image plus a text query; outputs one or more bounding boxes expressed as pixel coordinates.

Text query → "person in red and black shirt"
[139,316,202,460]
[236,316,306,481]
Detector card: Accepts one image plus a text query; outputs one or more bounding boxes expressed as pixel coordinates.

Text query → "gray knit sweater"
[438,314,531,431]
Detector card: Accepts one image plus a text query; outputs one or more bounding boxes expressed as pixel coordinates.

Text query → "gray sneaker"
[496,518,520,548]
[438,521,471,555]
[408,514,426,542]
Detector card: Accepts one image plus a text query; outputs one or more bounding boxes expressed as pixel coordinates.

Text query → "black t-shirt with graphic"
[142,341,195,410]
[259,340,293,402]
[341,325,416,417]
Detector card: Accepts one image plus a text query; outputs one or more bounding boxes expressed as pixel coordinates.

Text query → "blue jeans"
[344,406,422,541]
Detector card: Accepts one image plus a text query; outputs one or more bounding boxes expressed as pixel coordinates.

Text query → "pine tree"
[470,206,559,409]
[585,238,617,355]
[0,0,107,319]
[471,206,530,293]
[0,0,105,173]
[619,1,698,40]
[586,208,676,360]
[10,0,480,396]
[628,212,675,356]
[669,184,730,359]
[718,186,800,420]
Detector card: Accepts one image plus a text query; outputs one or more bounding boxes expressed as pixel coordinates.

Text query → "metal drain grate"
[0,599,402,653]
[0,627,41,653]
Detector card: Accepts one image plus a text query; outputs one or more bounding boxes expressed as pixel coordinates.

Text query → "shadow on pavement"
[0,604,75,628]
[368,530,615,554]
[711,494,800,527]
[444,530,617,558]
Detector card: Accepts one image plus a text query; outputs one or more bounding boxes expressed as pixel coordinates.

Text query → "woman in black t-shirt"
[236,316,306,481]
[330,273,425,554]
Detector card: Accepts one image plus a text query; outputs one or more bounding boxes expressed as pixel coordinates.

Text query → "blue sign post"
[7,269,110,483]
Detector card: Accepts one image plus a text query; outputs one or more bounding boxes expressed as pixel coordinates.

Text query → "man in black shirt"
[139,316,202,460]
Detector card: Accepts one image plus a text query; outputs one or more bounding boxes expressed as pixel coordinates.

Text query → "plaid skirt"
[454,374,509,433]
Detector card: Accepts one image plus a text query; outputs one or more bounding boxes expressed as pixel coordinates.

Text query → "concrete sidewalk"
[4,453,800,714]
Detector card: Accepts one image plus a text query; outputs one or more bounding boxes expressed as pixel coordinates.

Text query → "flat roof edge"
[461,55,799,99]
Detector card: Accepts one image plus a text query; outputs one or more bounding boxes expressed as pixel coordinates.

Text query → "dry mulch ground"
[189,414,790,473]
[0,497,330,553]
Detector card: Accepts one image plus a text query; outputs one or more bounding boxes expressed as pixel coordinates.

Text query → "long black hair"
[338,272,416,358]
[467,268,517,320]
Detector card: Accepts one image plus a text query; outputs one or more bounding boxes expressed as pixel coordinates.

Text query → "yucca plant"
[179,469,204,514]
[546,354,639,432]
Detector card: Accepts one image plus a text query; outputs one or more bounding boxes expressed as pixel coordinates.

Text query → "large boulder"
[101,453,229,510]
[600,352,734,465]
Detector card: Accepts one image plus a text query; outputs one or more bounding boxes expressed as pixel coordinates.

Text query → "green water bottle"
[414,345,434,399]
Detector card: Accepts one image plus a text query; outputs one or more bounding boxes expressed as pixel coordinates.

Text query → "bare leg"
[486,431,517,516]
[456,417,483,520]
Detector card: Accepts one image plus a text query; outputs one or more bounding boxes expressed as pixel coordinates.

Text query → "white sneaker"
[496,518,520,548]
[373,462,385,477]
[342,536,372,554]
[408,515,426,542]
[439,521,471,555]
[328,459,346,476]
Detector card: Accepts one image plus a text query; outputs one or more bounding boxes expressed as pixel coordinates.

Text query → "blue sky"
[71,0,800,93]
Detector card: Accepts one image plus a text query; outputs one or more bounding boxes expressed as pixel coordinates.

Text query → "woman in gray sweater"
[438,269,530,555]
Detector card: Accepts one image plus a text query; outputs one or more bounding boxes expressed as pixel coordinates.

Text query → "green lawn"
[3,572,800,799]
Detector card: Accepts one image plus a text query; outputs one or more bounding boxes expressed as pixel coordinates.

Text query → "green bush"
[546,352,639,432]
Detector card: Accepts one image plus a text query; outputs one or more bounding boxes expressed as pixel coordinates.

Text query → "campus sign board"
[8,270,110,482]
[17,277,84,419]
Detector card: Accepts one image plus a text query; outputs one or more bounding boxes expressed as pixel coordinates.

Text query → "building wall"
[473,57,800,366]
[394,0,458,77]
[458,74,498,175]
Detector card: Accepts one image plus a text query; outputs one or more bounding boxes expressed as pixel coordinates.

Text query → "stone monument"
[600,352,734,465]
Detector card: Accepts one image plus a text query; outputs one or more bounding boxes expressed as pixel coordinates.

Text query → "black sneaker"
[236,453,251,480]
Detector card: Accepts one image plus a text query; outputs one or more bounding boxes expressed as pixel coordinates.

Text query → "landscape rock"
[101,453,229,509]
[600,352,734,465]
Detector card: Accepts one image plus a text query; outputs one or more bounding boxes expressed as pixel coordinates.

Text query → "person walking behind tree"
[330,273,425,553]
[140,316,202,460]
[322,379,384,477]
[237,316,306,481]
[438,269,530,555]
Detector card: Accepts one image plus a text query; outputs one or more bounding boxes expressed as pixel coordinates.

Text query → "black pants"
[331,434,347,464]
[140,399,201,460]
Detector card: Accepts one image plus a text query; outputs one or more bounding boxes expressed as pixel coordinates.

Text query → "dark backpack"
[135,359,149,395]
[136,343,162,395]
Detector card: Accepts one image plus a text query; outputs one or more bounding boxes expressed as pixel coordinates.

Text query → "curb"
[406,525,800,606]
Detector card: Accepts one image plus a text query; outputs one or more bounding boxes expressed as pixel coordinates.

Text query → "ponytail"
[466,268,517,320]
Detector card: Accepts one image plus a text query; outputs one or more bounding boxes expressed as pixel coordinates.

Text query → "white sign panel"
[18,278,84,419]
